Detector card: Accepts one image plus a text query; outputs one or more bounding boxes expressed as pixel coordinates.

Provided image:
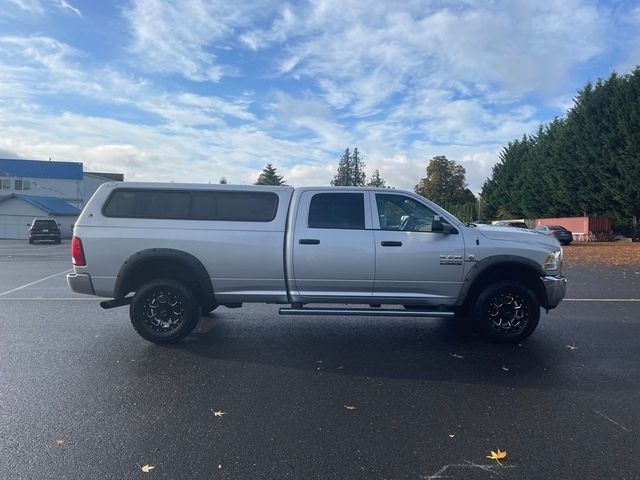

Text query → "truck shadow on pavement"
[156,307,573,388]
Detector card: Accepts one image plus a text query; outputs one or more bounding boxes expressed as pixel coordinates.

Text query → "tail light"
[71,236,86,266]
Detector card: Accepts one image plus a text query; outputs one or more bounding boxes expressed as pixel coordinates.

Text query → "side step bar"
[100,297,131,309]
[279,306,455,318]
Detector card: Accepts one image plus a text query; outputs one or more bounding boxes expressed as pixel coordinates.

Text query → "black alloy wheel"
[473,280,540,342]
[130,279,200,344]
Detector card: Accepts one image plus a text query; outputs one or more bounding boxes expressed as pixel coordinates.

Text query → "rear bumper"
[30,234,60,239]
[67,273,95,296]
[542,275,567,309]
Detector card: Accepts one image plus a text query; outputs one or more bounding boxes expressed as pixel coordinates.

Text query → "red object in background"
[71,236,86,266]
[535,216,612,240]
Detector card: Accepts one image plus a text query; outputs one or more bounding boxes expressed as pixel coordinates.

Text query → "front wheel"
[130,279,200,344]
[473,280,540,343]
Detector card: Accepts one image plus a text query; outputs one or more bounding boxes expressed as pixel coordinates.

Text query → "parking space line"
[564,298,640,302]
[0,269,72,297]
[0,297,97,301]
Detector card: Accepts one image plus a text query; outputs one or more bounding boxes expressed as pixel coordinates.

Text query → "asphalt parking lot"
[0,240,639,479]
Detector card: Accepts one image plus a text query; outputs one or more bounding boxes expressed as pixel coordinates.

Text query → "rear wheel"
[130,278,200,344]
[473,280,540,343]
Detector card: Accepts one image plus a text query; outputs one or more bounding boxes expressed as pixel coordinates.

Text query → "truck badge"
[439,255,463,265]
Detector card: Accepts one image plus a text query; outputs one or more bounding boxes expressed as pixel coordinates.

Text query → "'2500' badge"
[439,255,463,265]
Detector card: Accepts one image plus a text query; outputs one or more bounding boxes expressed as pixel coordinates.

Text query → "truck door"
[292,191,375,299]
[371,193,465,302]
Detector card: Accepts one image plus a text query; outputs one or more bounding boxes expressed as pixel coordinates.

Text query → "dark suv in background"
[535,225,573,245]
[28,219,61,244]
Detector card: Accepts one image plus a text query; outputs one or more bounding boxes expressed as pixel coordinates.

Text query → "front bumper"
[67,273,95,296]
[542,275,567,309]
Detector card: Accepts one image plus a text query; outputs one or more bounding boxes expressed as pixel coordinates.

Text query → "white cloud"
[5,0,44,14]
[124,0,268,82]
[55,0,81,17]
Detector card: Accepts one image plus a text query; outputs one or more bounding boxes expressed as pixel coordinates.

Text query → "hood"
[476,224,560,248]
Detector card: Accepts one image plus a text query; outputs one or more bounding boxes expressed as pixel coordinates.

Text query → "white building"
[0,159,123,239]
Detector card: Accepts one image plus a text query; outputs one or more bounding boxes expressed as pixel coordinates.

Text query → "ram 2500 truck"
[67,183,566,344]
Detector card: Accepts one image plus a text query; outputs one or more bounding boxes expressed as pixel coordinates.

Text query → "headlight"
[543,249,563,272]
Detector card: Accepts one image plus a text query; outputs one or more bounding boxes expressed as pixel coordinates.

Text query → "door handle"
[381,241,402,247]
[299,238,320,245]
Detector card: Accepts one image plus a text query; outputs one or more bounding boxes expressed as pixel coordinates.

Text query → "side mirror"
[432,215,458,234]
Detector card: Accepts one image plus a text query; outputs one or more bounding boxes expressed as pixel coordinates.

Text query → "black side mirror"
[432,216,444,232]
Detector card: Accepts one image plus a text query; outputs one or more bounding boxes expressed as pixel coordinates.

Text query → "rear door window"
[308,193,365,229]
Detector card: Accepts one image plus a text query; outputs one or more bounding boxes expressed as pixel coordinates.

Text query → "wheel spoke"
[488,291,529,334]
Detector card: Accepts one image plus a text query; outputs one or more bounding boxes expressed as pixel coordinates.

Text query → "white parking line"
[0,297,96,301]
[0,269,72,297]
[564,298,640,302]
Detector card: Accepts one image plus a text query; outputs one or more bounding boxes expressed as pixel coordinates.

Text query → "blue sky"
[0,0,638,192]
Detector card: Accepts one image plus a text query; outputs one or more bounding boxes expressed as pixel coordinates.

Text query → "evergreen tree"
[481,67,640,233]
[255,163,286,185]
[219,177,228,184]
[331,147,367,186]
[414,155,476,204]
[331,148,352,186]
[367,169,388,188]
[351,148,367,186]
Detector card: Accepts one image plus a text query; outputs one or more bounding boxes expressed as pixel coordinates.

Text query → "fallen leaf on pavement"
[140,464,155,473]
[344,405,357,411]
[212,409,226,417]
[448,434,455,438]
[450,353,465,359]
[486,449,507,465]
[55,439,64,446]
[502,365,509,371]
[567,344,578,351]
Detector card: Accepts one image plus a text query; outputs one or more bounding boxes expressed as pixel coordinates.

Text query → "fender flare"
[114,248,215,307]
[457,255,545,307]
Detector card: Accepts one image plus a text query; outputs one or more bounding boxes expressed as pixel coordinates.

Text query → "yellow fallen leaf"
[55,439,64,445]
[141,464,155,473]
[344,405,357,411]
[211,409,225,417]
[486,449,507,465]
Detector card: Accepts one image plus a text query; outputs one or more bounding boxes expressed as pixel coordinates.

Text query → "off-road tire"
[473,280,540,343]
[130,278,200,344]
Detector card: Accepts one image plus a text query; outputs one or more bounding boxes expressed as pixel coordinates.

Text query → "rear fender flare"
[114,248,215,308]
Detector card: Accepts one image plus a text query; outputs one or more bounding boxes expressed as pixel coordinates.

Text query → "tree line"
[481,68,640,233]
[253,151,477,220]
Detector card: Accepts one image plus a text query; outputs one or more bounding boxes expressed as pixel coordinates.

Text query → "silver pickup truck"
[68,183,566,344]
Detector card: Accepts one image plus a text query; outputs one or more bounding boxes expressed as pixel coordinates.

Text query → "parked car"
[68,183,566,344]
[28,218,61,244]
[535,225,573,245]
[493,221,530,229]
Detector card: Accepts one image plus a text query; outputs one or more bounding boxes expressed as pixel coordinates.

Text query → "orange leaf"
[486,448,507,465]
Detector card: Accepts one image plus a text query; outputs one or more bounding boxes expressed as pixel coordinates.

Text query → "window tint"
[104,190,190,219]
[103,189,278,222]
[375,194,438,232]
[190,191,278,222]
[308,193,365,229]
[34,220,57,227]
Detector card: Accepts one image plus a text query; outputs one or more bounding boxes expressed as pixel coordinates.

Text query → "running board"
[279,306,455,318]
